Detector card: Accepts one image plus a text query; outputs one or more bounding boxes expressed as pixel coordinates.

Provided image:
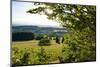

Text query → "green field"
[12,40,66,65]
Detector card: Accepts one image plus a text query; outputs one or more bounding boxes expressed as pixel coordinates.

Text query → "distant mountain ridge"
[12,25,67,36]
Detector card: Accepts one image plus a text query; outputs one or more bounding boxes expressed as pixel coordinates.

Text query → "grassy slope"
[12,40,65,64]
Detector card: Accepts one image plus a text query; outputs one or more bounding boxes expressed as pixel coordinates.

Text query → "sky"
[12,1,62,27]
[12,0,96,5]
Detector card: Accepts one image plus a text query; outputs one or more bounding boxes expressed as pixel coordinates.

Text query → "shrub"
[20,51,30,65]
[36,47,50,64]
[59,31,96,63]
[38,39,51,46]
[12,48,31,66]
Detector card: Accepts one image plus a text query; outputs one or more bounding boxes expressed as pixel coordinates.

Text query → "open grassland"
[12,40,66,65]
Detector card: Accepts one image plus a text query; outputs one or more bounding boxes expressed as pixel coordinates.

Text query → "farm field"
[12,40,67,65]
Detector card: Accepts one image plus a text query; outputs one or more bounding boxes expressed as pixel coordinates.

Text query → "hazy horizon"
[12,23,64,28]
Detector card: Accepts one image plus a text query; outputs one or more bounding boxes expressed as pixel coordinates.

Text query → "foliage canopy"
[27,3,96,62]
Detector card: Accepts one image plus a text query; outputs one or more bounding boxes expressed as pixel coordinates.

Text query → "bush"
[59,31,96,63]
[36,47,50,64]
[38,39,51,46]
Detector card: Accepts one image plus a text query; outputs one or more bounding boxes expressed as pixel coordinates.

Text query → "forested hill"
[12,25,67,36]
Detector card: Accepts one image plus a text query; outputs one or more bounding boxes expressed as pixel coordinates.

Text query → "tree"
[35,34,44,40]
[56,36,60,44]
[27,3,96,62]
[61,37,64,43]
[27,3,96,32]
[61,32,96,62]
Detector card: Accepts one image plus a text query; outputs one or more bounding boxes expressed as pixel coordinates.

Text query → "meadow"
[12,40,67,66]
